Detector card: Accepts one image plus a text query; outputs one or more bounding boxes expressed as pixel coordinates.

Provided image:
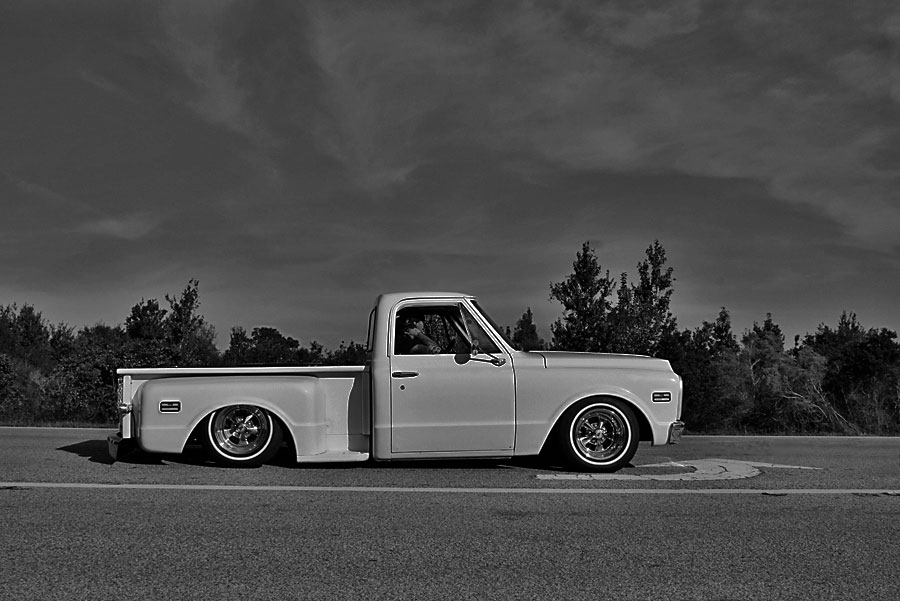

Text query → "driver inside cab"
[395,311,442,354]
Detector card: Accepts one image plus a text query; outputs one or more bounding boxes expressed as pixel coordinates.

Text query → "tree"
[125,298,168,341]
[325,340,368,366]
[512,308,545,351]
[611,240,677,355]
[665,308,751,432]
[164,279,218,366]
[223,327,253,365]
[734,314,859,434]
[49,323,76,364]
[743,314,785,383]
[222,326,302,365]
[0,303,53,370]
[549,242,616,351]
[252,327,300,364]
[0,304,57,422]
[803,313,899,395]
[550,240,677,355]
[0,353,27,421]
[298,341,327,365]
[45,324,129,423]
[802,313,900,433]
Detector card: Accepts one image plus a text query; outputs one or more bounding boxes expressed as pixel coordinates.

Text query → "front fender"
[539,386,655,452]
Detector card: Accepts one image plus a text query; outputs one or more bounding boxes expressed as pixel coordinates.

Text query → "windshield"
[471,300,514,348]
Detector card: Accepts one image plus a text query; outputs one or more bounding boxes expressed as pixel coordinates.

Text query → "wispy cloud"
[3,172,73,207]
[2,171,163,242]
[4,0,899,343]
[305,3,474,190]
[75,214,163,241]
[156,0,275,145]
[73,67,140,104]
[584,0,703,49]
[291,1,898,251]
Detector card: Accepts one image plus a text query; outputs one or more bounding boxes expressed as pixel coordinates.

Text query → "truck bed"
[117,365,370,462]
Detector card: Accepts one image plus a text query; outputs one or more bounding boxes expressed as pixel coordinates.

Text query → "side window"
[462,308,500,354]
[394,306,469,355]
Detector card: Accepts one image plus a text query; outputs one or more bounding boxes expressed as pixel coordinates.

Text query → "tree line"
[510,241,900,435]
[0,279,365,425]
[2,243,899,433]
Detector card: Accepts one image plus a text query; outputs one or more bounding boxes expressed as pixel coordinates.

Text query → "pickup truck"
[108,292,684,472]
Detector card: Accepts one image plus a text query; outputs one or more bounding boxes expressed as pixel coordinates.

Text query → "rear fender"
[137,376,323,455]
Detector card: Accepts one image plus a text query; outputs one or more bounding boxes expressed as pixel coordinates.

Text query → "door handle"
[392,371,419,378]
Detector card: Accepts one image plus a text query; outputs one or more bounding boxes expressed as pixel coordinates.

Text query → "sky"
[2,0,899,350]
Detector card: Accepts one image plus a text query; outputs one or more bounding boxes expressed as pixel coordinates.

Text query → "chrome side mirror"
[470,338,506,367]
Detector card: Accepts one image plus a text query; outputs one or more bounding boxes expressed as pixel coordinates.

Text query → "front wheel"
[556,398,639,472]
[204,405,282,467]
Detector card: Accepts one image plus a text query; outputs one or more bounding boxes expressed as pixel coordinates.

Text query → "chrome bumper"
[667,421,685,444]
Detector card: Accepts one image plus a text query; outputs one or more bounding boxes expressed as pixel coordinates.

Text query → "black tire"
[204,405,283,467]
[556,397,639,472]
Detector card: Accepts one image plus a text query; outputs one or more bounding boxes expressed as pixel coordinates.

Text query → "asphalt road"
[2,428,899,600]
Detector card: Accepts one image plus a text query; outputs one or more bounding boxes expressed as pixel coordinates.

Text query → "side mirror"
[469,338,506,367]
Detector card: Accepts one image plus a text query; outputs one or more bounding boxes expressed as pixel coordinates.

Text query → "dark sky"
[2,1,899,349]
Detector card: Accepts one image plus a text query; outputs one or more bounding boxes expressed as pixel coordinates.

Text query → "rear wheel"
[557,398,638,472]
[204,405,282,467]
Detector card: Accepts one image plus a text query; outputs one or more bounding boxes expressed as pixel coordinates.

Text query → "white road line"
[1,482,898,495]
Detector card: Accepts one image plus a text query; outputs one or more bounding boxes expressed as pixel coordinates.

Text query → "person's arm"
[407,327,441,353]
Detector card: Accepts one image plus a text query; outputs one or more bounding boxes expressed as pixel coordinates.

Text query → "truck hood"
[533,351,673,372]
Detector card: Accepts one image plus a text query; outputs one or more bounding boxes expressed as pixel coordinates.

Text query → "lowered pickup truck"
[109,292,683,472]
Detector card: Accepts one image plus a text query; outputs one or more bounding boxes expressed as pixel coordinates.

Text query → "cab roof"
[377,291,474,304]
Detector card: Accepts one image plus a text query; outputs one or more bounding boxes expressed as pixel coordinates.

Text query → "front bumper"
[667,420,685,444]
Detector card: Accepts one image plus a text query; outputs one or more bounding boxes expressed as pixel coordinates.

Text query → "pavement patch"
[537,458,822,481]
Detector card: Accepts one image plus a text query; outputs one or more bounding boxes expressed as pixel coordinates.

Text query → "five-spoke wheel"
[556,398,638,472]
[204,405,282,467]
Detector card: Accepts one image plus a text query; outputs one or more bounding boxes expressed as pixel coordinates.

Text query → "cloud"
[75,214,163,241]
[425,1,900,252]
[584,0,703,49]
[4,172,72,207]
[59,0,896,254]
[305,3,475,190]
[73,68,140,104]
[2,173,163,242]
[156,0,275,145]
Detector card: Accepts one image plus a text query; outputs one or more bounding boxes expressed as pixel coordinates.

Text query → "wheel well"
[633,403,653,442]
[184,407,296,456]
[541,395,653,454]
[270,412,296,457]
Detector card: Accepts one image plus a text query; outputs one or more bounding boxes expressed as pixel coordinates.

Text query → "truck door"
[389,302,515,453]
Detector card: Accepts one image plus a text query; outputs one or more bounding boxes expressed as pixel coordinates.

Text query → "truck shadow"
[57,439,622,473]
[57,439,170,465]
[58,439,180,466]
[276,453,572,472]
[57,440,116,464]
[369,457,554,471]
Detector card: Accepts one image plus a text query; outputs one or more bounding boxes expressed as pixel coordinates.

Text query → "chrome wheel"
[572,405,629,463]
[556,398,638,472]
[206,405,280,465]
